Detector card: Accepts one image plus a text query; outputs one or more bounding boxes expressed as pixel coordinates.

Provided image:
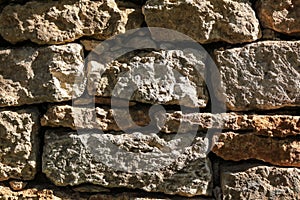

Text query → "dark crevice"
[208,152,223,200]
[226,106,300,116]
[117,0,147,6]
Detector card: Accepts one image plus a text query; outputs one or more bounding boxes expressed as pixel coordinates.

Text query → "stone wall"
[0,0,299,199]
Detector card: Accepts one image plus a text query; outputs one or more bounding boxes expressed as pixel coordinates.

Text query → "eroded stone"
[41,105,300,137]
[0,43,84,107]
[87,50,208,108]
[257,0,300,36]
[0,108,39,181]
[0,0,142,45]
[42,130,212,197]
[213,132,300,167]
[143,0,261,44]
[8,181,27,191]
[221,163,300,199]
[214,41,300,111]
[0,185,86,200]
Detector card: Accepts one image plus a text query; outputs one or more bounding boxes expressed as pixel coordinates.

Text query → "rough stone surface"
[42,105,300,137]
[257,0,300,36]
[9,180,27,191]
[143,0,261,44]
[80,39,102,51]
[0,108,39,181]
[212,132,300,167]
[88,50,208,108]
[43,130,212,197]
[0,0,142,45]
[0,43,84,107]
[0,185,87,200]
[214,41,300,111]
[41,105,151,132]
[221,163,300,200]
[89,193,212,200]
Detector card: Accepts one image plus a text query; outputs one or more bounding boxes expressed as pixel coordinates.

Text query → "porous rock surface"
[143,0,261,44]
[213,132,300,167]
[42,105,300,137]
[87,50,208,107]
[42,130,212,197]
[257,0,300,36]
[221,163,300,199]
[0,108,39,181]
[0,0,142,45]
[0,43,84,107]
[215,41,300,111]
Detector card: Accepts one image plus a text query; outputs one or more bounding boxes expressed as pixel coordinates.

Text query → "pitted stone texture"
[0,108,39,181]
[43,130,212,197]
[41,105,151,131]
[0,43,84,107]
[0,185,86,200]
[257,0,300,36]
[89,193,213,200]
[214,41,300,111]
[0,0,142,45]
[88,50,208,108]
[42,105,300,137]
[221,163,300,200]
[212,132,300,167]
[143,0,261,44]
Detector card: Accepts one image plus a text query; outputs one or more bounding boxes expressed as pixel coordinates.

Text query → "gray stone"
[214,41,300,111]
[221,163,300,200]
[0,0,142,45]
[43,130,212,197]
[0,43,84,107]
[0,108,39,181]
[87,50,208,108]
[257,0,300,36]
[143,0,261,44]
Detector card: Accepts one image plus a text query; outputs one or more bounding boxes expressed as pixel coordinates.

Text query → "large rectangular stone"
[214,41,300,111]
[0,43,84,107]
[143,0,261,44]
[42,130,212,197]
[221,163,300,199]
[0,0,142,45]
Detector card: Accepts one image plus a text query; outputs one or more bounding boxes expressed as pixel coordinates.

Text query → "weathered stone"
[0,185,86,200]
[9,180,27,191]
[143,0,261,44]
[212,132,300,167]
[41,105,151,131]
[42,105,300,137]
[0,108,39,181]
[73,184,110,193]
[249,114,300,137]
[0,43,84,107]
[214,41,300,111]
[0,0,142,45]
[165,112,300,137]
[87,50,208,108]
[221,163,300,200]
[89,193,212,200]
[80,40,102,51]
[43,130,212,197]
[257,0,300,36]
